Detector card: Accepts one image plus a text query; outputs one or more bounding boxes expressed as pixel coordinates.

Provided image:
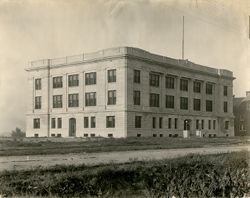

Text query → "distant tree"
[11,127,25,141]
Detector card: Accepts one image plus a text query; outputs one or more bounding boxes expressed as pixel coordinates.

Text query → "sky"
[0,0,249,135]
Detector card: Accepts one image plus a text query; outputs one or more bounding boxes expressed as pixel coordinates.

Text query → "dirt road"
[0,145,249,171]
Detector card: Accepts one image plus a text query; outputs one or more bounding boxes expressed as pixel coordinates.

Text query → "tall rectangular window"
[85,72,96,85]
[150,93,160,107]
[91,117,96,128]
[152,117,156,128]
[68,94,79,107]
[193,98,201,111]
[206,100,213,112]
[166,95,174,108]
[206,83,213,95]
[180,97,188,110]
[193,81,201,93]
[168,118,172,129]
[150,73,160,87]
[108,69,116,83]
[53,95,63,108]
[57,118,62,128]
[106,116,115,128]
[68,74,79,87]
[84,117,89,128]
[108,90,116,105]
[35,78,41,90]
[201,120,204,129]
[196,120,199,130]
[213,120,216,130]
[208,120,211,130]
[180,79,188,91]
[159,117,163,128]
[224,86,228,96]
[51,118,56,129]
[53,76,63,88]
[225,121,229,130]
[134,91,140,105]
[224,101,228,112]
[166,76,175,89]
[33,118,40,129]
[35,96,41,109]
[174,118,178,129]
[134,70,141,83]
[85,92,96,106]
[135,116,142,128]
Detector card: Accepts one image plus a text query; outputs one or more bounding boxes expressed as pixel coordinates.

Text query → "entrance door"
[184,119,191,131]
[69,118,76,137]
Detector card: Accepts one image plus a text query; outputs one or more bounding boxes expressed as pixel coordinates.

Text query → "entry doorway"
[69,118,76,137]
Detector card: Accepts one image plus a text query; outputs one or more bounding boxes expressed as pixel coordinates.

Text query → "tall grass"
[0,151,249,197]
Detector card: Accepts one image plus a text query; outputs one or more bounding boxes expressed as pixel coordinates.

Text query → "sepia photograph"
[0,0,249,197]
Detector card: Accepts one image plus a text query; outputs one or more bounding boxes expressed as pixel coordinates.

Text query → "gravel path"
[0,145,249,171]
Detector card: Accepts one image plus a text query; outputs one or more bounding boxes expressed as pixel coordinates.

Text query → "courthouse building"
[26,47,235,138]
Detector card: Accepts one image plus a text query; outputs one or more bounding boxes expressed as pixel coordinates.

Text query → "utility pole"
[182,16,185,59]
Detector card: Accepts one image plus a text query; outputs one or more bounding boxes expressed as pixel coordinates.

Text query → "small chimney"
[246,91,250,97]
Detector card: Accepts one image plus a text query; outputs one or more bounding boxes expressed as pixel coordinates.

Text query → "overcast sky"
[0,0,249,135]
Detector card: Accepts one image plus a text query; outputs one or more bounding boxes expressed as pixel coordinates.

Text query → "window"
[134,70,140,83]
[108,134,113,137]
[35,96,41,109]
[33,118,40,129]
[68,74,79,87]
[201,120,204,129]
[150,73,160,87]
[180,97,188,110]
[35,79,41,90]
[85,92,96,106]
[180,79,188,91]
[225,121,229,130]
[68,94,79,107]
[51,118,56,129]
[224,86,228,96]
[90,133,95,137]
[57,118,62,128]
[53,95,62,108]
[108,69,116,83]
[174,118,178,129]
[206,100,213,112]
[206,83,213,94]
[134,91,140,105]
[84,117,89,128]
[193,98,201,111]
[106,116,115,128]
[150,93,160,107]
[166,76,175,89]
[159,117,163,128]
[135,116,142,128]
[213,120,216,130]
[196,120,199,130]
[193,81,201,93]
[91,117,96,128]
[85,72,96,85]
[84,134,88,137]
[168,118,172,129]
[208,120,211,130]
[152,117,156,128]
[53,76,63,88]
[108,90,116,105]
[166,95,174,108]
[224,101,228,113]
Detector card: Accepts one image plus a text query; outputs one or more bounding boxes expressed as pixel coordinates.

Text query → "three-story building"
[26,47,235,137]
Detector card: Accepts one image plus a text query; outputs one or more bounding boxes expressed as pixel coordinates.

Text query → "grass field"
[0,136,249,156]
[0,151,249,197]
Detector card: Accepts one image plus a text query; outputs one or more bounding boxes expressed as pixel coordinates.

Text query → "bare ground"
[0,144,249,171]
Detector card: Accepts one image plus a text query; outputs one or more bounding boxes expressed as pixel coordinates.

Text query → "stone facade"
[26,47,235,138]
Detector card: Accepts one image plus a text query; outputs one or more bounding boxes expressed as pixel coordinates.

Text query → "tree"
[11,127,25,141]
